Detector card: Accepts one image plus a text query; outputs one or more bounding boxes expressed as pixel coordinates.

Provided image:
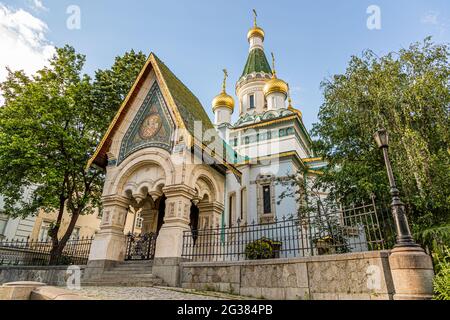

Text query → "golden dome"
[247,26,265,41]
[263,75,288,97]
[212,92,234,112]
[213,69,234,112]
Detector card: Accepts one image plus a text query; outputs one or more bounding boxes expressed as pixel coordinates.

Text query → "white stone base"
[88,230,126,262]
[154,222,189,258]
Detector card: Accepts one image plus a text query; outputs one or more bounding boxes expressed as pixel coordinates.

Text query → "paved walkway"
[75,286,249,300]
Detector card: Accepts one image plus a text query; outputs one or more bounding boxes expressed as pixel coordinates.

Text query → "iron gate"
[125,233,157,261]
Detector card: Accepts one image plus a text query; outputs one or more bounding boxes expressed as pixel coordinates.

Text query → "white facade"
[0,195,36,241]
[212,22,320,226]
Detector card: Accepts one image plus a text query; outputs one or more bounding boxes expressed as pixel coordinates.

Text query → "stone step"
[106,266,153,272]
[99,273,157,279]
[81,259,164,287]
[82,280,163,287]
[116,260,153,266]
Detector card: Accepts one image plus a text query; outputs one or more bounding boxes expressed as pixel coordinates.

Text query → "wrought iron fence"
[0,236,93,266]
[125,232,157,261]
[182,196,396,262]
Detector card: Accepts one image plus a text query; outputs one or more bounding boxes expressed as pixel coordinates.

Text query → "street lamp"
[374,129,419,248]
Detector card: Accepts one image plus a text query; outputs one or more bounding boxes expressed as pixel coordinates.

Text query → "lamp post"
[374,129,418,248]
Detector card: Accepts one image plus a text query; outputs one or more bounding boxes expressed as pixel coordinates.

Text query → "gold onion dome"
[212,92,234,111]
[212,69,234,112]
[247,26,265,41]
[264,76,288,97]
[263,52,288,97]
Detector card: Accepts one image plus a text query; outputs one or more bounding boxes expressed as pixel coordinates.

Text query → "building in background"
[0,195,106,241]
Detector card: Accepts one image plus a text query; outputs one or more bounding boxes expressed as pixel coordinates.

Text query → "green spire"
[241,48,272,78]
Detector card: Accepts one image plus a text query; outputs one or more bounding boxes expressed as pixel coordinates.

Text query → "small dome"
[247,26,265,41]
[212,92,234,112]
[263,76,288,97]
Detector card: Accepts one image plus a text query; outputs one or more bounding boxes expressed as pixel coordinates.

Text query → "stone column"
[389,246,434,300]
[197,201,224,228]
[196,201,224,262]
[152,184,196,286]
[140,208,158,234]
[85,195,130,278]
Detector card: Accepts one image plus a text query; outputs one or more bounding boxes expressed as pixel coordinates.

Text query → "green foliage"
[416,224,450,262]
[278,173,351,254]
[92,49,147,132]
[0,45,146,258]
[311,37,450,248]
[433,247,450,300]
[245,237,281,260]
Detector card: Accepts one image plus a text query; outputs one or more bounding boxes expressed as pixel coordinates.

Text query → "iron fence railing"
[125,232,157,261]
[182,196,395,262]
[0,236,93,266]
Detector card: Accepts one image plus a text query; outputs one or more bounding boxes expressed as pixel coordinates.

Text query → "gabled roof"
[241,48,272,77]
[87,53,241,179]
[153,55,215,136]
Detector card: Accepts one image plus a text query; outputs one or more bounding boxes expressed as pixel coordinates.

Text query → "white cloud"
[421,11,440,26]
[421,10,448,35]
[28,0,48,12]
[0,4,55,104]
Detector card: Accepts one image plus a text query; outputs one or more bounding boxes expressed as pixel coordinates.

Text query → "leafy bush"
[415,224,450,266]
[245,237,281,260]
[433,247,450,300]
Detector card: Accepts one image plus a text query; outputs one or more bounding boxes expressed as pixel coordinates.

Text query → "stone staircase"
[82,260,165,287]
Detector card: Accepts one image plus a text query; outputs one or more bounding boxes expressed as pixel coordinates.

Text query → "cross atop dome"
[247,9,265,43]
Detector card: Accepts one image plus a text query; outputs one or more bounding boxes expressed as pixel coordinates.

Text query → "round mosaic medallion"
[139,113,162,139]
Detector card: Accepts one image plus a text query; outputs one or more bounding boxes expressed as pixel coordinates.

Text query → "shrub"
[433,247,450,300]
[245,237,281,260]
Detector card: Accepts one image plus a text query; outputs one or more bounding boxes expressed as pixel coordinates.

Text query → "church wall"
[181,250,394,300]
[237,79,267,115]
[225,157,300,225]
[108,70,158,159]
[232,124,311,160]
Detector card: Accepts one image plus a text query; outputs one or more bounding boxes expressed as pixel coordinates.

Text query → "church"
[85,13,326,284]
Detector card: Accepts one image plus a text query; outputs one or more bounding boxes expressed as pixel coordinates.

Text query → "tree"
[0,45,146,263]
[278,173,350,255]
[311,37,450,252]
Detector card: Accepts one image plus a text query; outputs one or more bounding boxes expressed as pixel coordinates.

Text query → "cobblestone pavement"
[75,286,248,300]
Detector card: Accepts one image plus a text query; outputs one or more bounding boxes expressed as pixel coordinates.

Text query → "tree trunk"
[49,210,81,265]
[48,194,67,265]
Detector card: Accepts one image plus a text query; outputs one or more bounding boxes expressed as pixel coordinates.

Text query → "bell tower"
[235,10,272,116]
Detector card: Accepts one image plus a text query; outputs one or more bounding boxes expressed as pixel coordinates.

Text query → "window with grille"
[263,185,272,214]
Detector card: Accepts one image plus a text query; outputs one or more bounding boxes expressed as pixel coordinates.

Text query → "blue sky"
[1,0,449,130]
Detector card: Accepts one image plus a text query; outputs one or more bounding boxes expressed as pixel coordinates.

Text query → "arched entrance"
[125,193,167,261]
[87,149,225,270]
[189,201,200,245]
[156,195,166,235]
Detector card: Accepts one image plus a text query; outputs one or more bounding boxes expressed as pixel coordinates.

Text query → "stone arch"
[188,166,223,204]
[107,148,175,197]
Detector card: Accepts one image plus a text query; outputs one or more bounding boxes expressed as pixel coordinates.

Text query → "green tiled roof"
[153,54,246,172]
[153,54,215,137]
[241,48,272,77]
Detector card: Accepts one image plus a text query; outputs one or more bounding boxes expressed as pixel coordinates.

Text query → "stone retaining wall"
[0,266,84,286]
[181,251,395,300]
